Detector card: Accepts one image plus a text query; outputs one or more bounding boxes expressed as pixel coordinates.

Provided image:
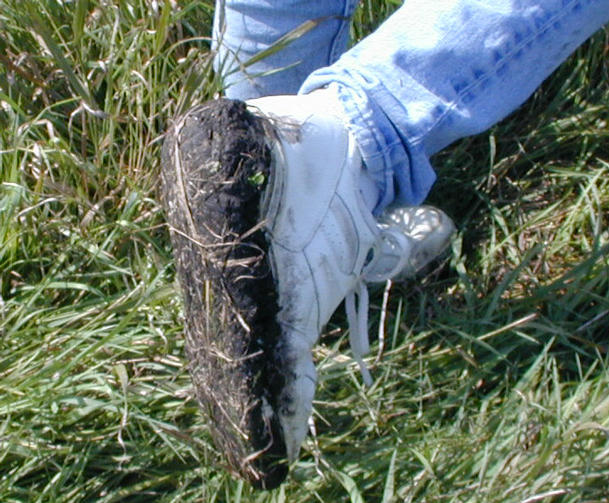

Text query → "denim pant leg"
[213,0,358,99]
[301,0,609,212]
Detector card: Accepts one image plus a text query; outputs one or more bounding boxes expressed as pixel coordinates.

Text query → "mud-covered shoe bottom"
[161,99,288,490]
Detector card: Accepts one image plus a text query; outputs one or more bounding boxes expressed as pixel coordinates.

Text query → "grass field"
[1,1,608,501]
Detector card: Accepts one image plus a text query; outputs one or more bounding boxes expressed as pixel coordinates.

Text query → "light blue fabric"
[214,0,609,213]
[213,0,359,97]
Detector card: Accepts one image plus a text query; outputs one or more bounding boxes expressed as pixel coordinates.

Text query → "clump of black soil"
[160,99,287,490]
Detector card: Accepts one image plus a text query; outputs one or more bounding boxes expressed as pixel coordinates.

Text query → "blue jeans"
[213,0,609,213]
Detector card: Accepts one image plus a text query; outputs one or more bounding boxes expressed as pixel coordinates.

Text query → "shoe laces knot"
[345,227,414,386]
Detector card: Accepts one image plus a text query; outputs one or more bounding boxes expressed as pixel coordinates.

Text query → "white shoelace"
[345,227,415,386]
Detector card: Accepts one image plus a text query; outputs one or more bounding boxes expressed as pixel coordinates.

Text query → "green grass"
[1,1,608,501]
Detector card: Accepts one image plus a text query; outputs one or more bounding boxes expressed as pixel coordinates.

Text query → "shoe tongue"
[359,165,381,212]
[303,83,347,119]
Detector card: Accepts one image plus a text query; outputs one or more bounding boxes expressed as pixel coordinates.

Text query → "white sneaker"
[247,91,455,462]
[161,90,455,488]
[246,91,381,462]
[367,204,457,283]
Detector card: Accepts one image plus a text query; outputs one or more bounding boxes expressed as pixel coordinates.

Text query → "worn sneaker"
[367,204,457,283]
[160,90,455,489]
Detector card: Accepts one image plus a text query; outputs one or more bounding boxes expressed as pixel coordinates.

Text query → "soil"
[160,99,288,489]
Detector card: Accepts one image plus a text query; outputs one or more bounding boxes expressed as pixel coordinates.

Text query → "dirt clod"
[161,99,288,490]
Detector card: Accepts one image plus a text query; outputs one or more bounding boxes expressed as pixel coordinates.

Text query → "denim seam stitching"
[412,0,584,145]
[341,92,394,205]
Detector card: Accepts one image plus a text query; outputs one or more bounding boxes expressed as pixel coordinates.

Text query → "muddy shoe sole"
[161,99,288,490]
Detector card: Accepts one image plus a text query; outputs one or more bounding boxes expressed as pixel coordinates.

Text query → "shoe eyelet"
[363,247,375,268]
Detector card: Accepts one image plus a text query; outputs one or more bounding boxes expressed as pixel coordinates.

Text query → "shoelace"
[344,226,415,386]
